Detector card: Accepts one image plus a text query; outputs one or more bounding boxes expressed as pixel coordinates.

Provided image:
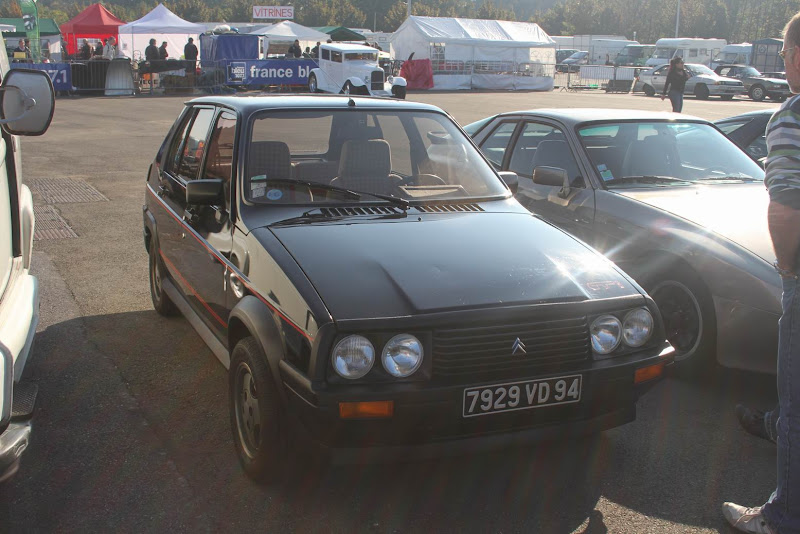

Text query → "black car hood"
[264,212,641,320]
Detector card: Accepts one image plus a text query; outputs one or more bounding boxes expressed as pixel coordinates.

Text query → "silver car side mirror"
[0,69,55,136]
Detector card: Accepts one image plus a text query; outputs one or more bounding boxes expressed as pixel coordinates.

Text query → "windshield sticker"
[250,175,267,198]
[266,189,283,201]
[597,164,614,182]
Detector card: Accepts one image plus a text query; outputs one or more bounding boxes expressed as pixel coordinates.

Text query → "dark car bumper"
[281,344,673,463]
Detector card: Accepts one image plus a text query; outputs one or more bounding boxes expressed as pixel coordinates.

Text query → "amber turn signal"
[339,401,394,419]
[635,362,665,384]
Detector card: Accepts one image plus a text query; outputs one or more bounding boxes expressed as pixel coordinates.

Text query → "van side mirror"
[186,179,225,206]
[0,69,55,136]
[497,171,518,194]
[533,166,572,198]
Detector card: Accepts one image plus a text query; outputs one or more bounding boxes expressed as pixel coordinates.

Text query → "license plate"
[462,375,582,418]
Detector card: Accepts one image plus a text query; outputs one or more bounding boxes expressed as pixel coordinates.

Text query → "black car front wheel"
[230,337,292,483]
[694,84,710,100]
[643,264,716,374]
[149,240,178,316]
[643,84,655,97]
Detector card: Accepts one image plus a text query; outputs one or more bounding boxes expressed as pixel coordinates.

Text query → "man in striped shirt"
[722,12,800,534]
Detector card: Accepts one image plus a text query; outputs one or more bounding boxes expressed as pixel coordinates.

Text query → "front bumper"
[282,343,673,462]
[0,422,31,483]
[708,85,745,96]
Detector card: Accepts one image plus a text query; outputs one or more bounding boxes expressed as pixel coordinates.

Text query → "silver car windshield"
[577,121,765,188]
[246,109,508,204]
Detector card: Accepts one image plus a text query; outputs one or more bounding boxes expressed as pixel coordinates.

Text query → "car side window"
[165,111,193,174]
[331,51,342,63]
[479,121,517,168]
[175,108,215,181]
[321,48,330,60]
[746,135,768,159]
[202,111,237,187]
[655,66,668,75]
[509,122,583,187]
[716,119,751,136]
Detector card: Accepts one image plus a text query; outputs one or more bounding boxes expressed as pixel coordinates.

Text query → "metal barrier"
[555,65,644,92]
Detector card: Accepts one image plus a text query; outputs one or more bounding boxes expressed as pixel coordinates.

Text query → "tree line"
[1,0,798,42]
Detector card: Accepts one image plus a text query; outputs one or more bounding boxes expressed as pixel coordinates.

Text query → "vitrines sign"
[252,6,294,19]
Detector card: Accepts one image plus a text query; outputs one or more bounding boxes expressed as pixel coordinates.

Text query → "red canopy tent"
[60,3,126,56]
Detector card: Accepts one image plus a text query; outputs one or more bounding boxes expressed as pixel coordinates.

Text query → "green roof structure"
[312,26,366,42]
[0,18,61,37]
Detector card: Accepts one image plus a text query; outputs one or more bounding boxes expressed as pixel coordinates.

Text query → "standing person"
[95,39,104,57]
[103,36,116,59]
[311,41,320,58]
[80,39,92,59]
[660,56,690,113]
[184,37,198,63]
[13,39,30,58]
[159,41,169,60]
[145,38,159,62]
[722,11,800,534]
[287,39,302,58]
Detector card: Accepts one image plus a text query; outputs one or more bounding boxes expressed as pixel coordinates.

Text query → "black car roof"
[490,108,709,126]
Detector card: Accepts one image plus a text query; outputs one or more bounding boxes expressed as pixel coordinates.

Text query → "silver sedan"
[637,63,745,100]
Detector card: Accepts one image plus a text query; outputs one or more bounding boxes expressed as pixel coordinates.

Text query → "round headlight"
[332,335,375,379]
[591,315,622,355]
[623,308,654,348]
[382,334,424,378]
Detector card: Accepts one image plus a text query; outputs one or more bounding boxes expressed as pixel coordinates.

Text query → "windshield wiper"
[254,178,410,210]
[607,175,694,185]
[698,175,762,182]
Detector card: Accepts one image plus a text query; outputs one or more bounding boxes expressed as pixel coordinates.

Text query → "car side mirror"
[533,166,572,198]
[497,171,518,194]
[186,179,225,206]
[0,69,55,136]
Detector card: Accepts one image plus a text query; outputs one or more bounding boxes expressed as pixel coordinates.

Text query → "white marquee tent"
[251,21,330,54]
[118,4,205,60]
[391,16,556,90]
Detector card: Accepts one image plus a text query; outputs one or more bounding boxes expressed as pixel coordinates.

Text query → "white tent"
[251,20,329,55]
[118,4,205,60]
[391,16,556,90]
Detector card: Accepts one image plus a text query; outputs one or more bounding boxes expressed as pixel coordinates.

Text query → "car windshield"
[688,64,714,76]
[653,47,676,59]
[345,52,377,61]
[246,109,508,204]
[577,121,764,188]
[569,51,587,59]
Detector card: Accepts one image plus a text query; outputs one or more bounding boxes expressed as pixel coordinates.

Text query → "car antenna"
[348,98,356,107]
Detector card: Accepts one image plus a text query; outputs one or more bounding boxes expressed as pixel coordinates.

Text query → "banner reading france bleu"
[225,59,316,86]
[10,62,71,92]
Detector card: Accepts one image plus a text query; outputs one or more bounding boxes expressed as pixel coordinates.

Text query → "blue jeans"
[763,277,800,532]
[668,89,684,113]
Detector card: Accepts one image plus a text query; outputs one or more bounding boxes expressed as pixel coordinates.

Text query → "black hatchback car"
[143,95,673,482]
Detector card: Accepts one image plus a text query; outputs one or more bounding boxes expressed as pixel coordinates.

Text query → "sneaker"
[735,404,775,443]
[722,502,775,534]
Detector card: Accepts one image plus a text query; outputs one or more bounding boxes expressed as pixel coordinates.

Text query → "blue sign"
[10,62,71,91]
[224,59,316,85]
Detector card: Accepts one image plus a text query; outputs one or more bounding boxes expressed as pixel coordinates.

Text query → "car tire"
[770,94,787,102]
[720,95,734,100]
[639,264,717,374]
[341,81,353,94]
[229,337,293,483]
[749,85,766,101]
[643,84,655,97]
[308,73,319,93]
[149,239,179,317]
[694,84,710,100]
[392,85,407,99]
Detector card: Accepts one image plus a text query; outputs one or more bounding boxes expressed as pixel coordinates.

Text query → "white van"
[710,43,753,70]
[645,38,727,67]
[589,39,639,65]
[0,32,55,482]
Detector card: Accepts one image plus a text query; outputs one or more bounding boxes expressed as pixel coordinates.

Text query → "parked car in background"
[465,109,779,375]
[761,71,786,80]
[0,42,56,481]
[556,48,579,65]
[558,51,589,72]
[710,43,753,70]
[144,95,673,482]
[308,42,407,98]
[715,109,775,163]
[637,63,745,99]
[714,64,790,101]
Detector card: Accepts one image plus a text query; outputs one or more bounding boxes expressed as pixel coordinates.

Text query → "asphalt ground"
[0,89,782,532]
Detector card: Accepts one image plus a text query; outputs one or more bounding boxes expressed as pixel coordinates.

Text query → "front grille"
[371,70,384,91]
[433,316,590,378]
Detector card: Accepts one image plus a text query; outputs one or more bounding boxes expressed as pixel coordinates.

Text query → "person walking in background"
[660,56,690,113]
[722,11,800,534]
[159,41,169,60]
[184,37,198,64]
